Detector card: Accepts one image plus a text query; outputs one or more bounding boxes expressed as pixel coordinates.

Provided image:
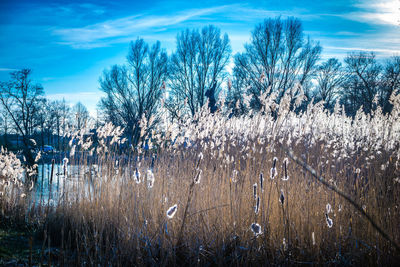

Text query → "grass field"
[1,93,400,265]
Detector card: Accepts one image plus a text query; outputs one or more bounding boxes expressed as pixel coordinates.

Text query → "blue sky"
[1,0,399,115]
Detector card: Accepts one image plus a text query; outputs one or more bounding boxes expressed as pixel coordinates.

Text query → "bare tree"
[40,100,65,147]
[225,76,248,117]
[314,58,345,109]
[234,17,321,110]
[35,99,48,148]
[73,102,89,132]
[381,56,400,113]
[46,100,60,148]
[0,107,10,146]
[47,99,71,151]
[168,25,231,117]
[60,99,72,150]
[342,52,381,115]
[100,39,168,143]
[0,69,45,165]
[45,99,72,151]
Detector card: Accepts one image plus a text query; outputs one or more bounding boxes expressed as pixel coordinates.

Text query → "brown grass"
[1,136,400,266]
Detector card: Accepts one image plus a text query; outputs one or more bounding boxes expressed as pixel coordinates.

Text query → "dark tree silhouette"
[341,52,381,115]
[0,69,45,165]
[380,56,400,113]
[73,102,89,132]
[205,81,217,113]
[314,58,345,110]
[168,25,231,117]
[234,17,321,110]
[100,39,168,144]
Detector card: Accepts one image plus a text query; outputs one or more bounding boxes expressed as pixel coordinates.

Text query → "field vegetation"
[1,89,400,265]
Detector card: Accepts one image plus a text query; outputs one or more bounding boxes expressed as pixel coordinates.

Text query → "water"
[29,163,94,206]
[28,157,144,207]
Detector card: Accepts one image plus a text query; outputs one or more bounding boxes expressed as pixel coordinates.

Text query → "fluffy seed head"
[251,223,262,236]
[279,189,285,205]
[167,204,178,219]
[231,169,238,183]
[194,169,202,184]
[326,203,332,213]
[146,169,155,188]
[134,168,141,184]
[270,167,277,179]
[325,213,333,228]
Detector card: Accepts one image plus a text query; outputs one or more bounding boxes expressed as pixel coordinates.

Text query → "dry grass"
[1,93,400,265]
[2,139,399,265]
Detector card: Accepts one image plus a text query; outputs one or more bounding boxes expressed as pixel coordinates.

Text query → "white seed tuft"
[166,204,178,219]
[251,223,262,236]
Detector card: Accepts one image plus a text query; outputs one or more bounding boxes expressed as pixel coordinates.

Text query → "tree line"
[0,69,90,164]
[1,17,399,164]
[99,17,399,137]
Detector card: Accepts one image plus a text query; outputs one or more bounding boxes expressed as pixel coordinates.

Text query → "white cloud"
[53,5,236,49]
[342,0,400,26]
[52,4,323,49]
[224,6,322,22]
[0,68,19,72]
[325,46,400,55]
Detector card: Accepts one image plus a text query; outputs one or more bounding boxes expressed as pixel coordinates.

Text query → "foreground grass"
[2,142,400,266]
[1,94,400,265]
[0,221,49,266]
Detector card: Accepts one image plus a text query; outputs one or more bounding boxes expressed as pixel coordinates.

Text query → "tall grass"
[1,91,400,265]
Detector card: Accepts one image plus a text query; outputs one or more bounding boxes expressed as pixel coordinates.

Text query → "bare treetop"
[234,17,321,110]
[0,69,45,165]
[100,39,168,144]
[168,25,231,117]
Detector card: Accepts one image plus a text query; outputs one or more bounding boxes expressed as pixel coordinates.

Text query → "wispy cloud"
[51,3,331,49]
[3,0,400,117]
[0,68,19,72]
[77,3,106,15]
[52,5,236,49]
[325,46,400,55]
[41,77,56,82]
[341,0,400,26]
[224,6,323,22]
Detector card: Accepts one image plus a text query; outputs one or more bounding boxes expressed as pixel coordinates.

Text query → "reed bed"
[1,91,400,265]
